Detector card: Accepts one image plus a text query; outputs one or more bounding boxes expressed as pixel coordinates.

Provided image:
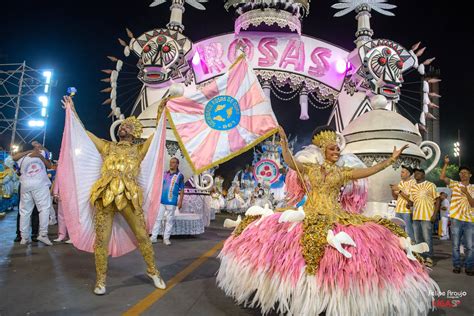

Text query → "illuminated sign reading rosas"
[191,32,349,91]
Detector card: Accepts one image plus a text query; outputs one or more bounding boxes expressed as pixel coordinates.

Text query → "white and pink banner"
[167,56,279,174]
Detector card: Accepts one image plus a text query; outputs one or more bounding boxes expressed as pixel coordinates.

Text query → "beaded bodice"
[302,161,353,214]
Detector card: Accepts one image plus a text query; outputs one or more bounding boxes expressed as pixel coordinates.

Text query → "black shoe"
[453,267,461,274]
[31,235,38,242]
[14,235,21,242]
[466,268,474,276]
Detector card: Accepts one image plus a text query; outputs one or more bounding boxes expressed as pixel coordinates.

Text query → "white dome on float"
[342,108,424,159]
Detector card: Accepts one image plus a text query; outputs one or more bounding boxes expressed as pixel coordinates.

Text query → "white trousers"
[151,204,177,240]
[19,186,51,239]
[441,217,449,237]
[49,198,57,224]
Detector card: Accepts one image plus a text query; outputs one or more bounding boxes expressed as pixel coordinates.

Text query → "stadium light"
[41,108,47,117]
[38,95,48,107]
[43,71,52,84]
[28,120,45,127]
[43,71,52,93]
[453,142,461,164]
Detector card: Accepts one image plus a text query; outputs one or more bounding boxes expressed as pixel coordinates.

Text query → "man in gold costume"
[61,96,166,295]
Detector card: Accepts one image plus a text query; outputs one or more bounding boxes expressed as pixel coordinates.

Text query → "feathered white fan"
[150,0,208,10]
[332,0,397,17]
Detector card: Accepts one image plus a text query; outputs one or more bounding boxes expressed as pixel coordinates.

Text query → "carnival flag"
[166,56,279,174]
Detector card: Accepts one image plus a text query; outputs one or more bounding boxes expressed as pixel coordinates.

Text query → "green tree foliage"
[426,164,459,186]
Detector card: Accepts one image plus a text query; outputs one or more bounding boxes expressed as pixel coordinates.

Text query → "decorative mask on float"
[127,29,193,88]
[357,39,416,101]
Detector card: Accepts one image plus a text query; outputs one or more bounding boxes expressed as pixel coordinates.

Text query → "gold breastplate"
[101,142,141,179]
[91,142,143,211]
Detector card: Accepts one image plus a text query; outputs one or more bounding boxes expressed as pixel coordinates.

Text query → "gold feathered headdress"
[120,116,143,138]
[312,130,337,149]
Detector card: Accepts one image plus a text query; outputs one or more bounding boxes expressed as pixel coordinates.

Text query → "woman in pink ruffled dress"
[217,126,439,316]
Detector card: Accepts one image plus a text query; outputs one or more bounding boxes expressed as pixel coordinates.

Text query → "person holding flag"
[216,125,439,316]
[162,55,438,315]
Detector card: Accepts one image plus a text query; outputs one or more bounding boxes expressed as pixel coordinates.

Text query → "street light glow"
[453,142,460,156]
[38,95,48,107]
[43,71,52,84]
[28,120,45,127]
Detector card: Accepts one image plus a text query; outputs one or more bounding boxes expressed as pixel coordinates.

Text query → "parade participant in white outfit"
[150,157,184,246]
[12,144,53,246]
[209,186,221,220]
[439,192,450,240]
[226,184,246,213]
[32,141,57,226]
[213,176,225,214]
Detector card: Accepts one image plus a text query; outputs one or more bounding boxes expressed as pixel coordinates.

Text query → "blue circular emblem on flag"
[204,95,241,131]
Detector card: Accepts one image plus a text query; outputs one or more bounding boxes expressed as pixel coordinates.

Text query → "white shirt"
[440,199,450,218]
[17,151,51,193]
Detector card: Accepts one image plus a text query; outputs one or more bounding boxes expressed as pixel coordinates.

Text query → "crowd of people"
[0,117,472,305]
[1,143,472,278]
[390,156,473,274]
[0,142,66,245]
[222,165,287,214]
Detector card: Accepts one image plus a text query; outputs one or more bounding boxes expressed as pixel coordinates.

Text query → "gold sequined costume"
[217,129,439,315]
[87,132,159,288]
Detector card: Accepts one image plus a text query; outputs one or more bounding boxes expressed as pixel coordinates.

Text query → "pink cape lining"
[57,108,166,257]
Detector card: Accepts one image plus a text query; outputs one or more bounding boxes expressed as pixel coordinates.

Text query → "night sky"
[1,0,473,177]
